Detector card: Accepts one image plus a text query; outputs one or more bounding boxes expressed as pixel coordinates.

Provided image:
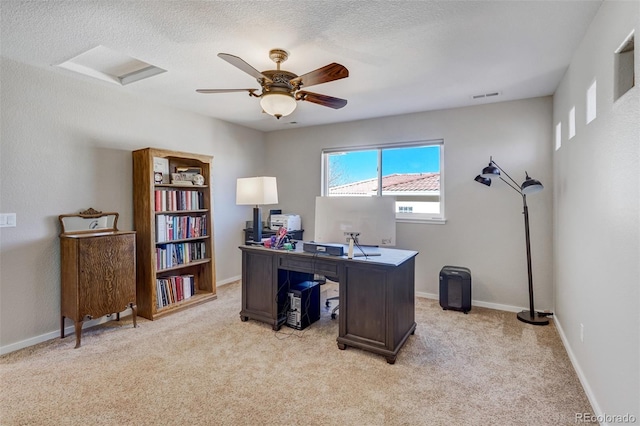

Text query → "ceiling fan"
[196,49,349,119]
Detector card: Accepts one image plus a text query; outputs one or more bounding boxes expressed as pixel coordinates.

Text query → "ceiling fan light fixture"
[260,92,297,119]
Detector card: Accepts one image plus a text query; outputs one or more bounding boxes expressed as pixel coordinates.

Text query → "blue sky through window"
[329,146,440,186]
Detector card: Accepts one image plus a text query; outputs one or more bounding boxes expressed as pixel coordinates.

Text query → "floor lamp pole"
[517,195,549,325]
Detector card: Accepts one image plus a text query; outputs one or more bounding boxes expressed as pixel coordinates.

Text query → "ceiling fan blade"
[297,91,347,109]
[196,88,257,94]
[217,53,273,83]
[290,63,348,88]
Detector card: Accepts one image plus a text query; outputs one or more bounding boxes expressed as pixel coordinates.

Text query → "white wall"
[264,97,554,312]
[0,58,265,351]
[552,1,639,420]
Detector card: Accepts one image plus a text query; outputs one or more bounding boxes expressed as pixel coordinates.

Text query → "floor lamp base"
[517,310,550,326]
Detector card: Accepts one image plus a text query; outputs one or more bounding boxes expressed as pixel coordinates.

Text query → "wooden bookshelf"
[132,147,216,320]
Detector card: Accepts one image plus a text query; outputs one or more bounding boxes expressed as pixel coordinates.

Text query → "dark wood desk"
[239,244,418,364]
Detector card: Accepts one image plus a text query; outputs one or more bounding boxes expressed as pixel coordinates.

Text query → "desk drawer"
[279,257,339,277]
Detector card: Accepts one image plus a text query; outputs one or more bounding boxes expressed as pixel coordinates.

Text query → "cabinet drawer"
[279,257,338,277]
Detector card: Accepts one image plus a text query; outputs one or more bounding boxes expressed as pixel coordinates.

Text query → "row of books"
[156,214,207,242]
[156,274,195,309]
[154,189,204,212]
[156,241,206,270]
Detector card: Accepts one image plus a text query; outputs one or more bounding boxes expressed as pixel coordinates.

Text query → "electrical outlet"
[580,323,584,342]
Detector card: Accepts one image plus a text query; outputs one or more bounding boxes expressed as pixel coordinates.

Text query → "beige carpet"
[0,281,593,425]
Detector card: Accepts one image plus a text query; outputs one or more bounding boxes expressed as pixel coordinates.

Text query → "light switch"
[0,213,16,227]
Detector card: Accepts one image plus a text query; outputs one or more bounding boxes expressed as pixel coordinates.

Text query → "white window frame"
[321,139,445,224]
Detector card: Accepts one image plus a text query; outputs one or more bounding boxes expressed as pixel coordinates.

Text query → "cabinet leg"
[337,343,346,350]
[74,321,83,349]
[61,316,66,339]
[386,356,397,365]
[129,303,138,328]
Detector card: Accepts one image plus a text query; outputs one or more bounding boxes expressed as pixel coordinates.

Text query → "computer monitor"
[314,196,396,247]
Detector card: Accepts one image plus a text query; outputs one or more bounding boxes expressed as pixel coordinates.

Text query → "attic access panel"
[57,45,166,86]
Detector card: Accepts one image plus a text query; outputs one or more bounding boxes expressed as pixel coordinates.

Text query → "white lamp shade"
[260,93,297,118]
[236,177,279,205]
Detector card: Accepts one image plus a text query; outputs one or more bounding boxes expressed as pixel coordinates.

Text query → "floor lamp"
[236,176,279,244]
[474,157,549,326]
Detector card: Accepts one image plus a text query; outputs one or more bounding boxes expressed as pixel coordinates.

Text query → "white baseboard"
[553,314,605,425]
[217,275,241,286]
[1,278,245,356]
[0,309,134,355]
[416,291,530,313]
[417,291,603,425]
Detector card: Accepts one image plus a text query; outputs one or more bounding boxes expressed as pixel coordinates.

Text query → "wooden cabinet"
[59,209,137,348]
[133,147,216,320]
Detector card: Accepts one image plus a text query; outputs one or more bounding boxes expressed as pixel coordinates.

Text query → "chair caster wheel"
[331,313,337,319]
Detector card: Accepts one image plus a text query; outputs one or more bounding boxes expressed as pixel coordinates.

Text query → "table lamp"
[236,176,278,244]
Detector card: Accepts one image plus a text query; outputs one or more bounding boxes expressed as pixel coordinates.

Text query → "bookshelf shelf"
[133,147,217,320]
[150,292,217,319]
[157,258,212,273]
[155,209,209,215]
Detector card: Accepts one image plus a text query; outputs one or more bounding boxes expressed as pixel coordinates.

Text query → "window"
[569,106,576,140]
[614,31,634,101]
[322,140,444,222]
[586,80,597,124]
[555,122,562,151]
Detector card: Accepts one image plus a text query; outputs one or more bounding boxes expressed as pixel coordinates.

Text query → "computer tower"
[439,266,472,314]
[286,281,320,330]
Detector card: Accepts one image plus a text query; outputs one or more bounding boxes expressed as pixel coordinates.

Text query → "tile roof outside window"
[329,173,440,195]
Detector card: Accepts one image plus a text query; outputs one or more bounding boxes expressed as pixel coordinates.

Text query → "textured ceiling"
[0,1,602,132]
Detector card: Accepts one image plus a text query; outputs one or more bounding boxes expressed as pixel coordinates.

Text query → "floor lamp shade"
[521,174,544,195]
[236,177,279,243]
[481,164,501,179]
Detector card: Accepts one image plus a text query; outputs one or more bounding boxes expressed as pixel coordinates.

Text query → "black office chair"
[322,275,340,319]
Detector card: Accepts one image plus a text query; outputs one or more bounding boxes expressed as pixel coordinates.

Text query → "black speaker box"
[439,266,472,314]
[302,242,344,256]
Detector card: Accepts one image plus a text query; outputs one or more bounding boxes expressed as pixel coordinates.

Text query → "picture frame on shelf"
[176,167,202,183]
[153,157,170,184]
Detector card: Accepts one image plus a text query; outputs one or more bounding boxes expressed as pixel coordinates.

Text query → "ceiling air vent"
[472,91,501,100]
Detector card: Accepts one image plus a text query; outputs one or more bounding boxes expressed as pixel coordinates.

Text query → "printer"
[270,214,301,231]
